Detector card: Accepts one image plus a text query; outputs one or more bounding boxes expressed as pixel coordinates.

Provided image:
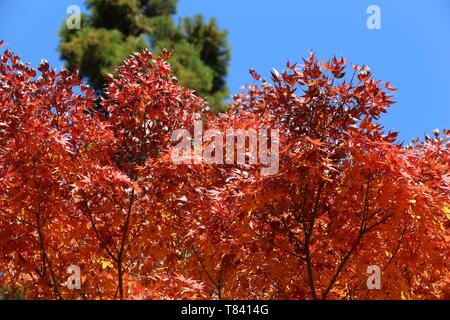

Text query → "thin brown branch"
[80,190,118,263]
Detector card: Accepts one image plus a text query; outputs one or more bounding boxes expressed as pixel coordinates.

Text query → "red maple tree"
[0,45,448,300]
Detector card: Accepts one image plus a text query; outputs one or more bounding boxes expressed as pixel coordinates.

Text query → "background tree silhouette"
[59,0,231,112]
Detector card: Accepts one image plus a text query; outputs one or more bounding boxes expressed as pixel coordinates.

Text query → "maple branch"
[80,190,118,264]
[359,223,406,299]
[0,208,37,228]
[34,208,63,300]
[193,249,220,298]
[269,241,306,261]
[321,181,370,299]
[309,182,324,235]
[321,181,396,299]
[326,72,357,130]
[349,69,357,86]
[117,188,135,300]
[366,208,384,221]
[288,230,306,249]
[118,189,135,261]
[365,213,395,233]
[383,224,407,272]
[322,227,365,300]
[217,259,226,300]
[303,182,324,300]
[123,211,148,254]
[304,237,316,299]
[31,161,63,300]
[350,224,407,299]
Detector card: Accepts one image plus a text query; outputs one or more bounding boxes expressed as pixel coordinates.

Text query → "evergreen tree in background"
[59,0,231,111]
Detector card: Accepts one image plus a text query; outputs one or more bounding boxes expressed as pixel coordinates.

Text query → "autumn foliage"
[0,44,448,300]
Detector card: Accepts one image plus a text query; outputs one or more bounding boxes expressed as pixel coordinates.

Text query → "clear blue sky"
[1,0,449,142]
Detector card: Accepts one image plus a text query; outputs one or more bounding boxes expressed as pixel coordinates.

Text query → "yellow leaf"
[101,260,114,270]
[442,206,450,220]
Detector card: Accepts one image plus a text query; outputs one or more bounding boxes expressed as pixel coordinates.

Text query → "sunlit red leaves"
[322,56,346,79]
[385,81,398,92]
[249,69,261,81]
[0,47,448,300]
[210,53,449,300]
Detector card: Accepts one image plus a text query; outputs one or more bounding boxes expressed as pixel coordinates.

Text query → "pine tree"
[59,0,230,111]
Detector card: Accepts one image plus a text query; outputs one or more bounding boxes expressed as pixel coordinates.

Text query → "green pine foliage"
[59,0,231,112]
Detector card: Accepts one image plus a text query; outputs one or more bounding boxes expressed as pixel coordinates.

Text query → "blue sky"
[1,0,449,142]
